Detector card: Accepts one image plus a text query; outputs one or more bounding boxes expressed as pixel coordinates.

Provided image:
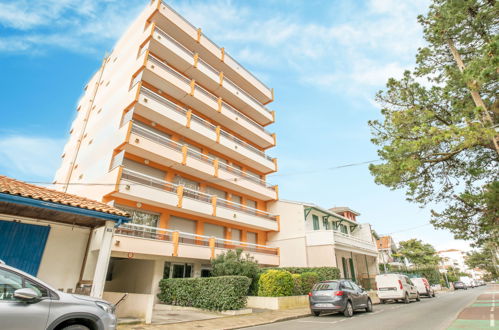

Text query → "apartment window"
[231,195,242,205]
[246,232,257,244]
[173,175,199,191]
[246,199,257,209]
[206,186,226,199]
[312,215,320,230]
[168,216,196,234]
[204,223,225,239]
[231,229,241,242]
[339,224,348,234]
[117,206,159,227]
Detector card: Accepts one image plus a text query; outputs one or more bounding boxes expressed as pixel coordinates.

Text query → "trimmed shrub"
[157,276,251,311]
[258,270,294,297]
[299,272,319,294]
[291,274,302,295]
[264,267,340,282]
[211,249,259,295]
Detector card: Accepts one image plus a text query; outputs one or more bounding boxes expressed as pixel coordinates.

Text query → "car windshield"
[313,282,339,291]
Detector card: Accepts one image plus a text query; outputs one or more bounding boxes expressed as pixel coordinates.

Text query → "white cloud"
[0,135,64,180]
[0,0,144,55]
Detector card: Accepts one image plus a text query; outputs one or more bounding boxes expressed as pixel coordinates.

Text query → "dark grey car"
[309,280,373,317]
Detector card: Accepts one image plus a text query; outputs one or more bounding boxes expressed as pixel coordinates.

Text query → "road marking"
[490,313,494,327]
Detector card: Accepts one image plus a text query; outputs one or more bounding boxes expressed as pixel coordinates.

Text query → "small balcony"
[306,230,378,256]
[147,27,273,125]
[130,85,276,173]
[113,222,279,266]
[112,168,278,231]
[121,122,277,200]
[151,1,273,104]
[138,55,275,148]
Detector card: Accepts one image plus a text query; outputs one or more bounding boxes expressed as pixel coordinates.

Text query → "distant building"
[437,249,468,272]
[268,200,379,289]
[376,235,404,271]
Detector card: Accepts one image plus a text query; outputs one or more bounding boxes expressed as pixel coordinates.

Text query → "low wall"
[103,292,154,322]
[246,296,309,310]
[368,290,380,304]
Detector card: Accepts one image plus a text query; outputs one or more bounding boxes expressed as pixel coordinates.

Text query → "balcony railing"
[147,52,272,131]
[155,27,270,116]
[137,86,274,162]
[120,168,277,220]
[157,3,272,92]
[115,222,278,255]
[333,231,377,251]
[130,122,271,187]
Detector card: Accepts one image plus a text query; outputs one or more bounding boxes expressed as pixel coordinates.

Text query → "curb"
[227,312,311,329]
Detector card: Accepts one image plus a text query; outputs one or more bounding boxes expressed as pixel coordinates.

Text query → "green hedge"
[258,270,294,297]
[158,276,251,311]
[265,267,340,282]
[299,272,319,294]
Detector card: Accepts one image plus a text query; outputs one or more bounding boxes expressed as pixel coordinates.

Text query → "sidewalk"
[447,285,498,329]
[117,307,310,330]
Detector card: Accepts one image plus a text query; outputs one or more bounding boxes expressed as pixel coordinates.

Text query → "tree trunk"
[446,39,499,154]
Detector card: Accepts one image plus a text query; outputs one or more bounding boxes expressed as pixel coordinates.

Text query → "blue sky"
[0,0,471,251]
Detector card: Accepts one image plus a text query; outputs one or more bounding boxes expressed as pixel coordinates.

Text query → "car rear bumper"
[310,302,345,312]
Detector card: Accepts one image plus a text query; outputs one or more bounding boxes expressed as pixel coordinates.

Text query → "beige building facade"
[54,0,279,321]
[268,201,379,289]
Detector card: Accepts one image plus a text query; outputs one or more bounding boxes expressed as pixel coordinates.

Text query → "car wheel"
[312,311,320,316]
[343,301,354,317]
[61,325,90,330]
[432,292,436,298]
[380,299,386,304]
[366,299,373,312]
[416,293,421,302]
[404,293,410,304]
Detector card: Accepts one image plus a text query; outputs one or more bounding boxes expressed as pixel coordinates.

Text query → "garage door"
[0,220,51,276]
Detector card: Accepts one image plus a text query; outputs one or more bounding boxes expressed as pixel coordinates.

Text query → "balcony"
[122,122,277,200]
[139,54,275,148]
[305,230,378,256]
[112,168,278,231]
[151,1,273,104]
[113,223,279,265]
[130,86,276,173]
[147,27,273,125]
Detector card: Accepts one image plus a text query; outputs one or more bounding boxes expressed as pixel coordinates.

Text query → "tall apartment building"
[54,0,279,313]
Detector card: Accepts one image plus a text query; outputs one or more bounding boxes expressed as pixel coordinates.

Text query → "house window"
[323,217,330,230]
[339,224,348,234]
[312,215,320,230]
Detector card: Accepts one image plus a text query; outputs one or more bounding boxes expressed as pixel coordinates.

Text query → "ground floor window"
[163,262,193,279]
[201,269,212,277]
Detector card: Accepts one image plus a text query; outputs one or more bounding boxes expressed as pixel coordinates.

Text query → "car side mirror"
[14,288,40,302]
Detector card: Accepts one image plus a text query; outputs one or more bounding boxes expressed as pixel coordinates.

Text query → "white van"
[375,274,420,304]
[411,277,436,297]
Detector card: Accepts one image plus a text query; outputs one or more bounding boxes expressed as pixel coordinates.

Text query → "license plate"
[315,303,334,307]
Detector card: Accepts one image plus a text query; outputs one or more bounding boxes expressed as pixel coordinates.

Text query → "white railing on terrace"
[138,86,274,162]
[120,168,277,220]
[333,231,377,250]
[115,222,278,255]
[130,122,271,187]
[152,25,271,113]
[147,55,272,134]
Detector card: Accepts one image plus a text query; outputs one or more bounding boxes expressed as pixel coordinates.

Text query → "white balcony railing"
[148,54,272,133]
[333,231,378,251]
[158,2,272,93]
[306,230,377,253]
[115,222,278,255]
[139,86,274,162]
[130,122,271,187]
[120,168,277,221]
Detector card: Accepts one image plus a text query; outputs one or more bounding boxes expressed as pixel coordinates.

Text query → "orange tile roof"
[0,175,129,217]
[377,236,392,249]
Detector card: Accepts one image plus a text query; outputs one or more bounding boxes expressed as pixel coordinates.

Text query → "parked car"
[375,274,420,304]
[309,280,373,317]
[453,281,468,290]
[0,261,116,330]
[411,277,436,298]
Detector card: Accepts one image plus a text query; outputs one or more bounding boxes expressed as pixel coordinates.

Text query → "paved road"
[246,286,490,330]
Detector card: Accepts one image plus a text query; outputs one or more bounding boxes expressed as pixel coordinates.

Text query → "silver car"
[0,261,116,330]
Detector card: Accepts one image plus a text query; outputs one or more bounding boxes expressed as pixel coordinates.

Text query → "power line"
[25,159,382,186]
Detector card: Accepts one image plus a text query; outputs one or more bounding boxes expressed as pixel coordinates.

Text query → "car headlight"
[95,301,115,314]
